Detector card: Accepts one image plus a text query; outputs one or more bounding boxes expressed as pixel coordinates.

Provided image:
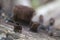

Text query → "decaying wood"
[30,22,40,32]
[13,5,35,24]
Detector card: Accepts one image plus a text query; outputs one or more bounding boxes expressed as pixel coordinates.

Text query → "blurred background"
[0,0,53,11]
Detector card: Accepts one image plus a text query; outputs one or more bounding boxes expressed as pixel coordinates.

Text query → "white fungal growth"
[31,0,60,25]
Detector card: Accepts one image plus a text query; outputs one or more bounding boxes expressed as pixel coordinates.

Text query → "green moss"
[31,0,40,8]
